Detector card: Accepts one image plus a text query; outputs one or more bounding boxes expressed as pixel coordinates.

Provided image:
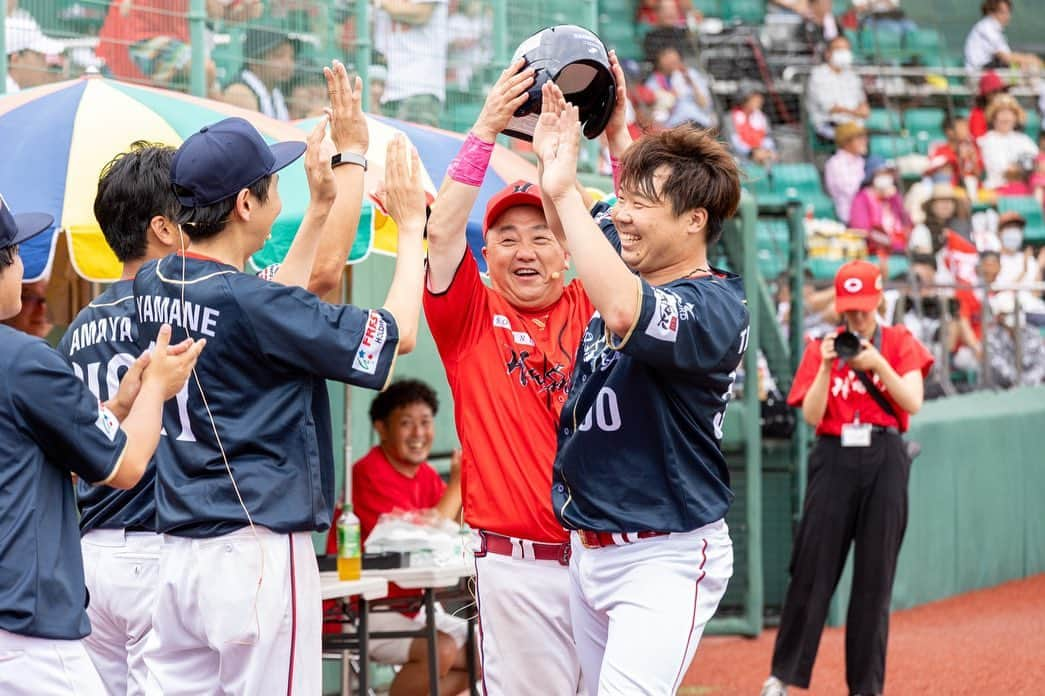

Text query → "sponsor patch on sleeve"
[95,402,120,442]
[644,288,680,343]
[352,310,388,375]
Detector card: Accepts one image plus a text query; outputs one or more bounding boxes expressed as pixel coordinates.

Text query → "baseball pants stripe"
[0,627,107,696]
[568,520,733,696]
[143,527,320,696]
[81,529,163,696]
[473,545,586,696]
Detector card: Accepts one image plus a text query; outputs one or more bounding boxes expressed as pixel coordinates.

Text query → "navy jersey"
[57,279,156,534]
[133,253,399,538]
[552,269,750,534]
[0,326,128,639]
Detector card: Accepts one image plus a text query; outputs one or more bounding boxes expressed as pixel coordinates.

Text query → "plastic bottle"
[337,506,362,581]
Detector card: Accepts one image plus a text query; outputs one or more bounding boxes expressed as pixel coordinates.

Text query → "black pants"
[771,432,911,695]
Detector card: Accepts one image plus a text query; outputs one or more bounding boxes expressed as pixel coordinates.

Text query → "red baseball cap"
[834,260,883,313]
[483,180,544,236]
[978,71,1005,96]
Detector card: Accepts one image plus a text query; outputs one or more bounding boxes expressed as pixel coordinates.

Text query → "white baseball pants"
[81,529,163,696]
[473,544,587,695]
[144,526,320,696]
[568,520,733,696]
[0,627,106,695]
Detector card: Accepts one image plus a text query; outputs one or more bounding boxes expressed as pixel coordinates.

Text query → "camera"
[834,331,863,360]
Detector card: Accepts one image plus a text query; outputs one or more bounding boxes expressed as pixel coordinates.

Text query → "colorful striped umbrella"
[295,115,538,272]
[0,75,406,282]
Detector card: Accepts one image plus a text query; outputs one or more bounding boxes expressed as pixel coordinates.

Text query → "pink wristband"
[448,132,494,187]
[611,156,622,196]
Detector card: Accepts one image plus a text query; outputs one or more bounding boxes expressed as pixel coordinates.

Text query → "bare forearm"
[272,207,331,290]
[802,365,832,426]
[110,381,166,489]
[434,478,462,522]
[310,167,365,296]
[427,177,481,292]
[382,226,425,354]
[552,188,639,335]
[379,0,433,24]
[871,359,924,414]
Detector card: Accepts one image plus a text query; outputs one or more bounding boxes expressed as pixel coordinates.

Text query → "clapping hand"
[303,116,337,208]
[538,104,583,202]
[378,135,427,234]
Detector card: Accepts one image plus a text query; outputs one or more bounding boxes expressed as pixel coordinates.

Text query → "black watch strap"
[331,151,367,171]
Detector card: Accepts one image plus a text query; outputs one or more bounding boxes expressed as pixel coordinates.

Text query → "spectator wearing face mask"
[806,35,869,141]
[978,95,1039,190]
[996,212,1043,290]
[849,157,911,257]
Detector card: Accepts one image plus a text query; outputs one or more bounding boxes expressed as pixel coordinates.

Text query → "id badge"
[841,422,872,448]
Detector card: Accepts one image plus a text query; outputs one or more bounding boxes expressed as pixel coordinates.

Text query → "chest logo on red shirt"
[831,369,885,400]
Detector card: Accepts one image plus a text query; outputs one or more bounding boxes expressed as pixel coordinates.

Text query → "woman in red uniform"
[762,260,933,696]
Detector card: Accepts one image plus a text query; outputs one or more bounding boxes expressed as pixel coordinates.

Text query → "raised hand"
[473,58,536,143]
[323,59,368,155]
[604,49,634,156]
[304,115,337,207]
[142,325,206,400]
[533,81,569,163]
[380,135,427,234]
[539,105,583,201]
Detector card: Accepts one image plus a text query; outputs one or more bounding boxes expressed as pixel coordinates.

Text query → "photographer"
[761,260,933,696]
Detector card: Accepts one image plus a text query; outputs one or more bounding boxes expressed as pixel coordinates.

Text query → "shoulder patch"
[352,311,388,375]
[95,403,120,442]
[644,288,680,343]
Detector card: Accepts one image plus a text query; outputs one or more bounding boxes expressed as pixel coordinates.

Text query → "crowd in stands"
[5,0,1045,391]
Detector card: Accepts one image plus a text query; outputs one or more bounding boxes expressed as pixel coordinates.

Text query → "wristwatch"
[331,151,368,171]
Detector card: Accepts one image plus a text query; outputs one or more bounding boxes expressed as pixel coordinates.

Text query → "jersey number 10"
[72,353,198,443]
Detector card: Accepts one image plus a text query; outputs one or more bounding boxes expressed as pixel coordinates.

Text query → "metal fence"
[1,0,597,131]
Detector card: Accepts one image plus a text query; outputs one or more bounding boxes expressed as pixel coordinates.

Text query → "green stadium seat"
[742,162,773,198]
[997,196,1045,244]
[757,219,790,278]
[770,163,823,198]
[599,0,635,13]
[866,108,902,134]
[723,0,765,24]
[869,135,917,158]
[860,25,904,62]
[691,0,722,16]
[904,28,944,65]
[1023,109,1041,141]
[904,107,947,153]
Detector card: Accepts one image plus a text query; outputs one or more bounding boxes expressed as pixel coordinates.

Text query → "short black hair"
[174,175,273,242]
[0,244,15,270]
[980,250,1001,263]
[941,113,966,133]
[982,0,1011,15]
[369,379,439,424]
[94,142,178,263]
[619,126,741,246]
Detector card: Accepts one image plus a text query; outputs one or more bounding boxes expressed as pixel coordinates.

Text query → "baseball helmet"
[502,25,617,143]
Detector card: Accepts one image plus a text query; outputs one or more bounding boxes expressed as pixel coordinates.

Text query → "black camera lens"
[834,331,863,360]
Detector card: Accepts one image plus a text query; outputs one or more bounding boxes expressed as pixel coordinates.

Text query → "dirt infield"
[681,573,1045,695]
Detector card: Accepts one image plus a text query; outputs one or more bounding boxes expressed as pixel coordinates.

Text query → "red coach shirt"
[351,446,447,542]
[788,325,933,437]
[424,251,593,543]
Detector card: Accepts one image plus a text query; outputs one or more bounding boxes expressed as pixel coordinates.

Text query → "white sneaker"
[760,676,788,696]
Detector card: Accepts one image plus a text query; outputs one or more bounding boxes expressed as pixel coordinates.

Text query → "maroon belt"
[477,531,571,566]
[576,530,669,549]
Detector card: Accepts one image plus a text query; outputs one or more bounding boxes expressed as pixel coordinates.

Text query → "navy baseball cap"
[0,194,54,250]
[171,117,306,207]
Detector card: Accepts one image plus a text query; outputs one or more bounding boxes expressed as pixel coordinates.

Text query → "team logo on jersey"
[831,369,885,399]
[94,402,120,442]
[353,311,387,375]
[512,331,535,346]
[492,314,511,330]
[645,288,680,343]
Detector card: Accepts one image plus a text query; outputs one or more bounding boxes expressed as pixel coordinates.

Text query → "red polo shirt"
[788,325,933,437]
[424,251,593,543]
